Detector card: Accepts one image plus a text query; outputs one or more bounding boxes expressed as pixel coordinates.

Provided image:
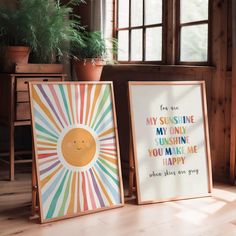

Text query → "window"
[116,0,163,62]
[177,0,209,63]
[115,0,210,64]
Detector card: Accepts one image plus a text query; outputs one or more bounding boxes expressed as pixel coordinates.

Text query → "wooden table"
[0,73,66,180]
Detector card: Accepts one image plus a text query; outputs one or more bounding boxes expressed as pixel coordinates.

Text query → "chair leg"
[9,123,14,181]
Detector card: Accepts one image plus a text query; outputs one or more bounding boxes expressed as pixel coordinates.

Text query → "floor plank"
[1,164,236,236]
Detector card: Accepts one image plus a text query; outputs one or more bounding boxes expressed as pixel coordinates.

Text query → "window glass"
[131,0,143,27]
[117,0,163,62]
[145,0,162,25]
[180,0,208,23]
[180,24,208,61]
[118,0,129,28]
[146,27,162,61]
[118,30,129,61]
[131,29,143,61]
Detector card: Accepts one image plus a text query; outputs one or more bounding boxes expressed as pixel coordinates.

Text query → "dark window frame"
[114,0,166,64]
[114,0,211,65]
[176,0,211,65]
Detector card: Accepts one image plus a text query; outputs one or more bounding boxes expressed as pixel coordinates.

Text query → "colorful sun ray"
[39,85,66,129]
[89,168,106,207]
[37,85,65,130]
[96,161,119,186]
[37,140,57,147]
[33,87,61,132]
[40,160,60,175]
[91,86,110,129]
[39,157,59,167]
[74,85,80,124]
[42,168,66,204]
[34,107,60,137]
[70,85,78,125]
[38,153,58,159]
[31,83,123,222]
[48,84,69,127]
[58,171,73,217]
[88,85,102,126]
[81,172,88,211]
[37,134,58,143]
[59,85,73,125]
[93,163,120,204]
[92,167,113,206]
[79,84,85,124]
[85,171,97,209]
[46,170,69,219]
[82,85,88,125]
[67,172,77,215]
[94,105,113,133]
[52,85,70,127]
[67,85,76,125]
[78,181,82,212]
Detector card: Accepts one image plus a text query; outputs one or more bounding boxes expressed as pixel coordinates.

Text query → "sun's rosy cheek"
[67,143,72,147]
[85,142,90,148]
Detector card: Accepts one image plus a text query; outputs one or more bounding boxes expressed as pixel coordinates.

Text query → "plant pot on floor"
[73,59,104,81]
[1,46,30,72]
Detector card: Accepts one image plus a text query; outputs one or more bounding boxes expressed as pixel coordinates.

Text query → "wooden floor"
[1,164,236,236]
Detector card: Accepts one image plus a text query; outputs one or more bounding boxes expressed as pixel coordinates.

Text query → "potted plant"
[26,0,85,65]
[0,4,35,72]
[0,0,85,72]
[72,31,117,81]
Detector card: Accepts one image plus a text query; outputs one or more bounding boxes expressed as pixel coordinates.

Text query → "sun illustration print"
[31,83,122,222]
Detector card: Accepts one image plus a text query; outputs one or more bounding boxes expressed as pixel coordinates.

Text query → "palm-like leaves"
[0,0,85,63]
[72,31,118,61]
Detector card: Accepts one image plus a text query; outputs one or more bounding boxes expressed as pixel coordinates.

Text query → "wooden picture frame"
[29,81,124,223]
[129,81,212,204]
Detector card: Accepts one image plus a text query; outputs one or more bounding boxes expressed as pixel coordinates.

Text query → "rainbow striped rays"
[31,83,122,222]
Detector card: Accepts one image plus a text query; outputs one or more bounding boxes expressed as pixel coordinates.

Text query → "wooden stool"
[0,73,66,180]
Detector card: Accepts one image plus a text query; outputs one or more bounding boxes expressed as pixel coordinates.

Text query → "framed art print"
[29,82,124,223]
[129,81,212,204]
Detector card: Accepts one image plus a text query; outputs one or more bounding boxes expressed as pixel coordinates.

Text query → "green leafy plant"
[0,0,86,63]
[72,31,118,63]
[0,4,36,47]
[25,0,85,63]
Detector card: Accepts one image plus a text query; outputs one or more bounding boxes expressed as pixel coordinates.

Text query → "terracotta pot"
[73,59,104,81]
[3,46,30,72]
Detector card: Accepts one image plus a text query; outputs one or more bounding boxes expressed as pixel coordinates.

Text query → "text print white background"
[130,82,211,203]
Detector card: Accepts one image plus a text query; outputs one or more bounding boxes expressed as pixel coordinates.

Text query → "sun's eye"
[82,140,85,143]
[73,141,76,144]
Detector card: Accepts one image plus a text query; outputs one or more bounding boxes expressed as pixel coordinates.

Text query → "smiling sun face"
[61,128,96,167]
